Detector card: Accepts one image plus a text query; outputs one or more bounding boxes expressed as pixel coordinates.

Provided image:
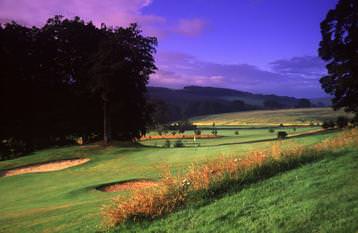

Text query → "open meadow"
[0,108,357,233]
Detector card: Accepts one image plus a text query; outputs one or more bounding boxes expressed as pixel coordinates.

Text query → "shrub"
[277,131,288,139]
[194,129,201,136]
[163,140,171,148]
[292,127,296,132]
[157,130,163,136]
[279,123,284,127]
[211,129,218,136]
[235,130,239,135]
[171,131,177,136]
[322,120,335,129]
[174,140,184,148]
[336,116,349,128]
[269,128,275,133]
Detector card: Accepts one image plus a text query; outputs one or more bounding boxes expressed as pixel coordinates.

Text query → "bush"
[279,123,284,127]
[292,127,296,132]
[322,120,335,129]
[336,116,349,128]
[277,131,288,139]
[211,129,218,136]
[157,130,163,136]
[235,130,239,135]
[163,140,171,148]
[174,140,184,147]
[171,131,177,136]
[194,129,201,136]
[269,128,275,133]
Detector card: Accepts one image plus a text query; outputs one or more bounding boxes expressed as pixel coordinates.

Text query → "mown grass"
[0,129,336,233]
[140,127,320,147]
[192,107,353,126]
[113,147,358,233]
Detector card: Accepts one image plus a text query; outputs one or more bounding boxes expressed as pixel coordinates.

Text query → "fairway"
[0,128,339,233]
[192,108,353,126]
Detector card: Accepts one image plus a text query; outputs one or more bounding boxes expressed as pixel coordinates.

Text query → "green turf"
[141,127,320,147]
[114,147,358,233]
[0,130,337,233]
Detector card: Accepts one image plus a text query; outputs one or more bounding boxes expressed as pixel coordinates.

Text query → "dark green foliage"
[292,127,297,132]
[235,131,239,135]
[0,16,157,158]
[194,129,201,136]
[319,0,358,116]
[171,131,177,136]
[173,140,184,148]
[336,116,349,128]
[295,99,311,108]
[322,120,336,129]
[277,131,288,139]
[163,140,171,148]
[211,129,218,136]
[263,100,283,109]
[269,128,275,133]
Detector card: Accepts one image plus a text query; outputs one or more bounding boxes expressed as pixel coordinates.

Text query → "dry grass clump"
[103,129,358,227]
[314,129,358,152]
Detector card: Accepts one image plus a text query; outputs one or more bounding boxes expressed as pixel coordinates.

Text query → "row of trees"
[0,16,157,158]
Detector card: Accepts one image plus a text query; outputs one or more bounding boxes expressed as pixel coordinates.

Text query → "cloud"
[175,18,206,36]
[0,0,166,36]
[151,52,327,98]
[0,0,207,38]
[269,56,326,78]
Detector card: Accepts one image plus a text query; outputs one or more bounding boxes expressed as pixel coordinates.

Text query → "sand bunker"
[0,158,90,177]
[98,180,159,192]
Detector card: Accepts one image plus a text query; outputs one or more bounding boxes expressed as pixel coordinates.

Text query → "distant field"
[141,127,321,147]
[191,107,353,126]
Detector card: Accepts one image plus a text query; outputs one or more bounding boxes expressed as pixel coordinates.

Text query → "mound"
[98,180,158,192]
[0,158,90,177]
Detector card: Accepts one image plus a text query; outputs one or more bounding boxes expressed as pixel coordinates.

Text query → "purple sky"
[0,0,338,98]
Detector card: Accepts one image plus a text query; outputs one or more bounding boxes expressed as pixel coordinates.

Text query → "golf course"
[0,108,357,233]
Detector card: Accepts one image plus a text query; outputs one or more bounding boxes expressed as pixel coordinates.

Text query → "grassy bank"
[104,129,358,229]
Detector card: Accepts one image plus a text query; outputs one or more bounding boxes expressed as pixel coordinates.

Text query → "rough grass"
[103,129,358,228]
[191,108,353,126]
[114,148,358,233]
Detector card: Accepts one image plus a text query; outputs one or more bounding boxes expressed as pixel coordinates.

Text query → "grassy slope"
[0,131,334,233]
[192,108,353,126]
[116,148,358,233]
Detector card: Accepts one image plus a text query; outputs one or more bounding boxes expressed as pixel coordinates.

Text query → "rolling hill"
[147,86,331,121]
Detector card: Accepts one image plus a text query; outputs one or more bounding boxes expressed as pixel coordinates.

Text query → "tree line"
[0,16,157,159]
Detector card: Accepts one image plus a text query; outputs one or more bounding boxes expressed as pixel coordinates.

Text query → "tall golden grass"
[103,129,358,227]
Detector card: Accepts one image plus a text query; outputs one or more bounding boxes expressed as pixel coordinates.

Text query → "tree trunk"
[103,99,111,145]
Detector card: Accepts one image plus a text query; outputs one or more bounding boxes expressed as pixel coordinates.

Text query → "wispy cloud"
[269,56,326,78]
[175,18,206,37]
[151,52,327,98]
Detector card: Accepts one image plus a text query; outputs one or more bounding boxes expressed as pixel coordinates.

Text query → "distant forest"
[148,86,331,123]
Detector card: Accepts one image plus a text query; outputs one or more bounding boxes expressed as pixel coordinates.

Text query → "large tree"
[89,24,157,144]
[0,16,157,158]
[319,0,358,116]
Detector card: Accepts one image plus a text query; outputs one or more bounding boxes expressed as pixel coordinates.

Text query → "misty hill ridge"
[147,86,331,121]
